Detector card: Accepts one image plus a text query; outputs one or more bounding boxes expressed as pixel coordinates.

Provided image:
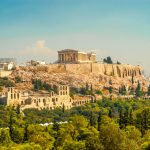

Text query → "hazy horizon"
[0,0,150,75]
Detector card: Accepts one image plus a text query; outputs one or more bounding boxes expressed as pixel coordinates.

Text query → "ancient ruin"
[0,86,94,110]
[58,49,96,63]
[0,50,146,110]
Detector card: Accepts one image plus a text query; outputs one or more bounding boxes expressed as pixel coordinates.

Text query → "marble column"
[59,54,61,62]
[62,54,64,62]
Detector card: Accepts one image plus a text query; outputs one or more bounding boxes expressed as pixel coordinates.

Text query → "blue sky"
[0,0,150,74]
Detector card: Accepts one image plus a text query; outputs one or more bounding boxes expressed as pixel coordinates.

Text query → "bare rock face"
[45,63,142,78]
[10,63,145,92]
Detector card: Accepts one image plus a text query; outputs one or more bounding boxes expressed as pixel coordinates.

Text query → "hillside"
[9,63,149,94]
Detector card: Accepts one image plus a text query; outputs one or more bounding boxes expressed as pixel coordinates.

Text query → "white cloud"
[36,40,45,49]
[20,40,53,56]
[6,40,57,64]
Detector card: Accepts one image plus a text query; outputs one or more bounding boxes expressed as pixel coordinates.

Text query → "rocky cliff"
[9,63,146,93]
[20,63,142,78]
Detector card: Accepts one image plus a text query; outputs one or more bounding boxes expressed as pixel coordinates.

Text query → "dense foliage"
[0,77,15,88]
[0,99,150,149]
[103,56,113,64]
[32,79,56,92]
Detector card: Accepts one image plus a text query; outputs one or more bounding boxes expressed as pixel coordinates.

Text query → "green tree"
[0,129,12,146]
[135,81,141,97]
[63,141,86,150]
[85,135,104,150]
[108,109,113,118]
[117,61,121,64]
[119,108,124,129]
[89,111,98,127]
[27,124,55,149]
[103,56,113,64]
[136,107,150,136]
[97,112,102,131]
[24,123,29,141]
[125,126,141,145]
[100,123,126,150]
[15,76,22,83]
[108,86,113,94]
[129,87,135,95]
[147,85,150,96]
[70,115,88,129]
[131,73,134,84]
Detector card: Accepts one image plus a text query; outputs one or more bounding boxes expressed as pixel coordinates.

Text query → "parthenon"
[58,49,96,63]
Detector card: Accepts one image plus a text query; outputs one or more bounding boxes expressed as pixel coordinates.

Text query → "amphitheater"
[0,86,94,110]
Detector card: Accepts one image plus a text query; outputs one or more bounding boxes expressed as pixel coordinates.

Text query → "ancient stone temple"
[58,49,96,63]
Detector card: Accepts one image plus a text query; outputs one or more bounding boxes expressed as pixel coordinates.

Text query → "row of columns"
[58,53,78,63]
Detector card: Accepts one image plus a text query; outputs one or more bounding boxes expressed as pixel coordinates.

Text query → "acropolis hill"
[10,49,147,93]
[23,49,142,78]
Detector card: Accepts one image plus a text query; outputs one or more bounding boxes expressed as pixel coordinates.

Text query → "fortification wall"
[65,63,92,74]
[21,63,142,78]
[45,63,142,78]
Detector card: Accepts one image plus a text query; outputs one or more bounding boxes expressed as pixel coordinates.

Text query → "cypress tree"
[16,104,20,114]
[129,109,134,125]
[9,113,14,140]
[135,81,141,97]
[24,123,29,141]
[62,104,65,113]
[98,112,102,131]
[89,111,95,126]
[108,109,113,118]
[147,85,150,96]
[119,108,124,129]
[131,72,134,84]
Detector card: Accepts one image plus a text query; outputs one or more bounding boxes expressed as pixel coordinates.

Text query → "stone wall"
[20,63,142,78]
[0,70,12,77]
[46,63,142,78]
